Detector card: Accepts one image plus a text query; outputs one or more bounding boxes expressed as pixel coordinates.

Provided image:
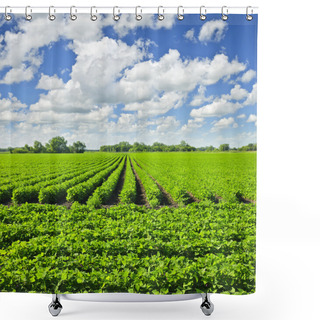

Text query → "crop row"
[87,157,126,208]
[66,157,123,203]
[0,156,112,203]
[0,156,106,187]
[38,157,120,204]
[131,159,163,208]
[0,202,256,294]
[119,158,137,204]
[132,153,256,203]
[2,156,118,204]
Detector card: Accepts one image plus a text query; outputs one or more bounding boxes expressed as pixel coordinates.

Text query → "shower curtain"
[0,11,257,296]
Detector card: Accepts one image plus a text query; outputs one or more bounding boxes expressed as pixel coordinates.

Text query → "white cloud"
[36,74,65,90]
[184,28,196,42]
[237,114,246,119]
[222,84,248,101]
[239,69,256,83]
[190,85,213,107]
[155,116,180,133]
[0,14,166,85]
[0,65,35,84]
[191,97,242,118]
[247,114,257,126]
[103,14,176,38]
[211,117,235,132]
[243,83,257,106]
[198,19,228,42]
[124,91,185,118]
[0,93,28,111]
[119,51,246,116]
[181,118,204,133]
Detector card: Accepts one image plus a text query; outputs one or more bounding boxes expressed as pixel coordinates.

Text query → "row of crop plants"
[132,153,256,204]
[0,154,112,203]
[0,155,120,204]
[0,202,256,294]
[0,153,110,185]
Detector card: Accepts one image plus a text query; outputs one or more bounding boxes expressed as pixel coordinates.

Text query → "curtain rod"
[0,6,259,15]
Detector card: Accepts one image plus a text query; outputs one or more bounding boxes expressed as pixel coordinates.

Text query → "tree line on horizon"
[100,141,257,152]
[7,136,86,154]
[2,137,257,154]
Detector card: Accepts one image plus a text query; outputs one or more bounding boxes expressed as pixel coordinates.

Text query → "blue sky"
[0,13,257,149]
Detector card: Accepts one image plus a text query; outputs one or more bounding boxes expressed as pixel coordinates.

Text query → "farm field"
[0,152,256,294]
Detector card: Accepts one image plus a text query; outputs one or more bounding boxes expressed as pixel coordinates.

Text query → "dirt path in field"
[132,159,178,207]
[105,158,127,206]
[130,159,149,207]
[148,175,178,207]
[186,191,200,204]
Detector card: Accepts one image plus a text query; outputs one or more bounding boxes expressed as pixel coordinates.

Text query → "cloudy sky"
[0,13,257,149]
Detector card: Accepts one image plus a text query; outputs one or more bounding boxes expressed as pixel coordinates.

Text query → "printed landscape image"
[0,14,257,294]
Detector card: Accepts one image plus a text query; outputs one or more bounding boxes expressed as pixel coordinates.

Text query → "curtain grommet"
[5,6,12,21]
[158,6,164,21]
[200,6,206,21]
[90,6,98,21]
[113,6,120,21]
[246,6,253,21]
[177,6,184,21]
[49,6,56,21]
[25,6,32,20]
[221,6,228,21]
[135,6,142,21]
[70,6,77,21]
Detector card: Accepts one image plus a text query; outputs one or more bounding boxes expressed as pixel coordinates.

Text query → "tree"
[47,136,69,153]
[72,141,86,153]
[219,144,230,151]
[33,140,45,153]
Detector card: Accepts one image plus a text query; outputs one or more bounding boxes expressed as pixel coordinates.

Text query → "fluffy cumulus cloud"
[119,51,246,115]
[0,13,257,148]
[184,28,196,42]
[243,83,257,106]
[211,117,236,132]
[190,85,213,107]
[247,114,257,126]
[238,69,256,83]
[222,84,248,101]
[36,74,65,91]
[0,93,28,111]
[104,14,176,38]
[181,118,204,133]
[198,19,228,42]
[190,82,257,119]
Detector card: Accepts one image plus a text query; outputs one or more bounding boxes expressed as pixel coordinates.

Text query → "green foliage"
[132,160,162,208]
[66,157,123,203]
[119,158,137,204]
[87,157,126,208]
[0,202,256,294]
[0,152,256,295]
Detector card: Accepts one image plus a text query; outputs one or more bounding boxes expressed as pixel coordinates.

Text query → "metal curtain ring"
[221,6,228,21]
[158,6,164,21]
[246,6,253,21]
[135,6,142,21]
[177,6,184,21]
[90,6,98,21]
[49,6,56,21]
[70,6,77,21]
[113,6,120,21]
[200,6,206,20]
[5,6,12,21]
[25,6,32,20]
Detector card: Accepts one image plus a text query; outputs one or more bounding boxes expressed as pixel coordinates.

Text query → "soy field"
[0,152,256,294]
